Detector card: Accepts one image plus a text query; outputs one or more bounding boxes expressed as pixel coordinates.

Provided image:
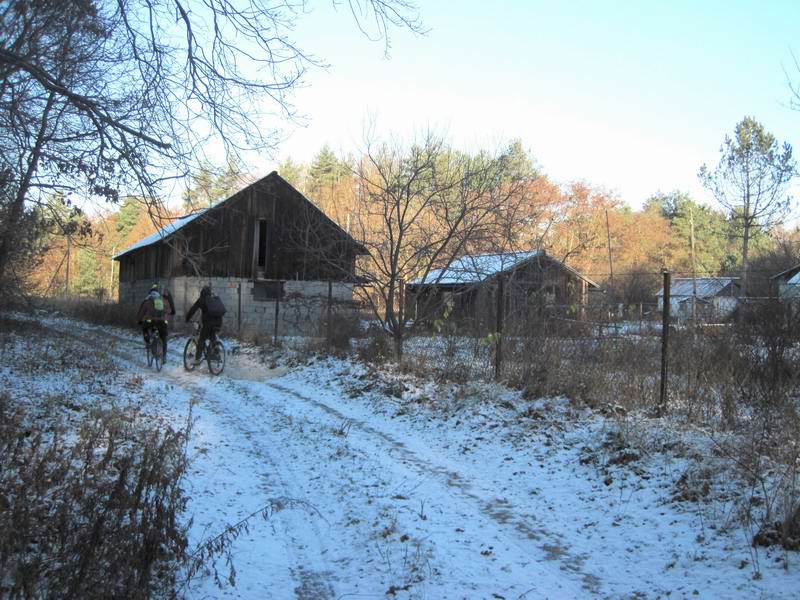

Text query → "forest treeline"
[25,129,800,305]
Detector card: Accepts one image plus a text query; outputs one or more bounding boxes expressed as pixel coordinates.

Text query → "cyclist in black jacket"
[186,285,224,365]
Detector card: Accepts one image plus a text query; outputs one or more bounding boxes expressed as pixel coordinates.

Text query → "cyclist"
[185,285,225,365]
[137,283,176,361]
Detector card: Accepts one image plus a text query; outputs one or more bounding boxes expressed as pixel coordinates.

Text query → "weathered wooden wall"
[118,173,361,284]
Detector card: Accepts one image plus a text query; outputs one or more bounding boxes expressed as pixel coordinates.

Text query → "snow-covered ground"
[1,312,797,599]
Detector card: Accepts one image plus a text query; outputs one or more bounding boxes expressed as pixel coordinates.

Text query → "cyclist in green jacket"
[137,283,176,361]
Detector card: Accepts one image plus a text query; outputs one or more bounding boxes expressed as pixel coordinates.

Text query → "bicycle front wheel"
[153,337,164,372]
[183,338,198,372]
[207,341,226,376]
[145,337,153,367]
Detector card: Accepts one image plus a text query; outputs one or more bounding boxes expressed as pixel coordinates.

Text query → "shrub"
[0,394,191,599]
[358,323,392,363]
[36,297,137,329]
[325,311,362,353]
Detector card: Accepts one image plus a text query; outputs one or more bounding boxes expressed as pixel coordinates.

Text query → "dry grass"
[0,394,191,599]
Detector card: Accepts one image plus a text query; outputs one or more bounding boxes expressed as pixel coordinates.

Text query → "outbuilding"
[405,250,601,330]
[656,277,740,324]
[114,172,367,337]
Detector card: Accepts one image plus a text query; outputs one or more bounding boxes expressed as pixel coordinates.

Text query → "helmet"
[201,285,212,296]
[151,282,160,291]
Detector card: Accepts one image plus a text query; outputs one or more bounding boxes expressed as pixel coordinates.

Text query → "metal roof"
[656,277,740,298]
[771,263,800,281]
[409,251,600,288]
[113,205,215,259]
[786,269,800,285]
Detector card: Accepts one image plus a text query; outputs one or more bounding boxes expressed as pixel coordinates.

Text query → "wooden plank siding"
[116,172,365,284]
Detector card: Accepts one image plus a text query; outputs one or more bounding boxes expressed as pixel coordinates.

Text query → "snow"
[410,251,600,290]
[657,278,740,299]
[411,251,543,285]
[2,312,798,599]
[113,207,216,258]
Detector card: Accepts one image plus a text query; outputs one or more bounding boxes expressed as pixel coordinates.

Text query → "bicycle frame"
[184,321,225,375]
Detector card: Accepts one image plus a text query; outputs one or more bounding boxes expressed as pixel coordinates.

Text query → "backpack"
[149,292,165,318]
[205,294,226,318]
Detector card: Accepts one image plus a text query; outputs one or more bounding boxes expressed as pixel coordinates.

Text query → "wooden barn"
[406,251,601,329]
[114,171,367,336]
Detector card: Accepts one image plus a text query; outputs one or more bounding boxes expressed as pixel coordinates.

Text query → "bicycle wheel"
[207,340,226,376]
[145,334,154,367]
[183,338,198,372]
[153,337,164,372]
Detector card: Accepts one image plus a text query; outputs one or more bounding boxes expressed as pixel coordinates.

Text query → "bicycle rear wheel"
[153,337,164,372]
[145,334,154,367]
[207,340,226,376]
[183,338,198,372]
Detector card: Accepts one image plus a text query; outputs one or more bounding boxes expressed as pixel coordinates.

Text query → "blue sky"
[252,1,800,213]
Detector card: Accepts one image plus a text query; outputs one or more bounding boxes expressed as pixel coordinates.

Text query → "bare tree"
[699,117,795,296]
[0,0,424,288]
[350,131,529,358]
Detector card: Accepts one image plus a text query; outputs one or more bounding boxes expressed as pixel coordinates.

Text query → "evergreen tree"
[308,145,348,199]
[116,197,143,239]
[182,156,245,210]
[278,157,306,193]
[699,117,795,295]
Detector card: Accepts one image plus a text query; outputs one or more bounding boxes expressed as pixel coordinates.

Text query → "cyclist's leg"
[196,323,211,361]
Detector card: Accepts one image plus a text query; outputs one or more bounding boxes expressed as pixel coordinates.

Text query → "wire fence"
[398,273,800,427]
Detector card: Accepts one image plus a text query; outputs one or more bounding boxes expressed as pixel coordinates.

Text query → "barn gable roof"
[408,251,600,288]
[114,171,366,260]
[771,263,800,282]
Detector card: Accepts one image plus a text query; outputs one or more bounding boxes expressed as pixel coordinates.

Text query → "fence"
[399,274,800,427]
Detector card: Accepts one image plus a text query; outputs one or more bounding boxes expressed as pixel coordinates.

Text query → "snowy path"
[33,317,800,599]
[68,323,592,598]
[164,367,591,598]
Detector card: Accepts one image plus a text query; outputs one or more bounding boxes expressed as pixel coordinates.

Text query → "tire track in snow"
[46,319,596,595]
[265,380,601,595]
[45,319,335,599]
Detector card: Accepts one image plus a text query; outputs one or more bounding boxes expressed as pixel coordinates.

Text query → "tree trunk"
[742,223,750,298]
[393,330,404,361]
[0,91,56,284]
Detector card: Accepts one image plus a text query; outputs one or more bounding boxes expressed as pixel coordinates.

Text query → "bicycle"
[183,322,226,375]
[143,321,164,372]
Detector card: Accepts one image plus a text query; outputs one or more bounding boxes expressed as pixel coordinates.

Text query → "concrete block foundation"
[120,277,357,338]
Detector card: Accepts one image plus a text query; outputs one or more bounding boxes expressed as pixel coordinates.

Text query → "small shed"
[406,250,600,327]
[114,171,367,336]
[656,277,740,323]
[772,264,800,299]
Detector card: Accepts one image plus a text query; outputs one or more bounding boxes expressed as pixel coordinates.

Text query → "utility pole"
[690,207,698,331]
[109,244,116,301]
[605,209,614,290]
[65,237,72,299]
[659,269,671,415]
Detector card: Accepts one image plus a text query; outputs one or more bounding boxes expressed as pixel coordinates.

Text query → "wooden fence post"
[659,269,671,415]
[495,275,505,381]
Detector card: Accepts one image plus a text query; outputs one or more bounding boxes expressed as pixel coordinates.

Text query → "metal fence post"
[659,269,671,415]
[237,282,242,333]
[495,275,505,381]
[273,286,280,345]
[326,280,333,349]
